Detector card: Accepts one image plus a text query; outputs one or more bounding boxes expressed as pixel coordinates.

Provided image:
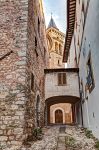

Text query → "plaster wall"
[45,72,79,100]
[78,0,99,138]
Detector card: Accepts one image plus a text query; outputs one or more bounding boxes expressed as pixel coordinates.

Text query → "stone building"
[45,68,80,125]
[45,17,77,125]
[46,16,65,68]
[63,0,99,139]
[0,0,48,147]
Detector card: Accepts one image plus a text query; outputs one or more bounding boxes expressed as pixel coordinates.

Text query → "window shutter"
[58,73,66,85]
[58,73,61,85]
[63,73,66,84]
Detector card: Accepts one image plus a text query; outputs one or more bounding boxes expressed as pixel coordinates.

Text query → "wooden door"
[55,109,63,123]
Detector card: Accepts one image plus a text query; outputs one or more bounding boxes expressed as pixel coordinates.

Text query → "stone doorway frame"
[53,107,65,124]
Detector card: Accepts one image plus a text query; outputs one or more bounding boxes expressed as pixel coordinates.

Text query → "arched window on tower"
[58,60,60,66]
[55,42,58,53]
[59,44,62,55]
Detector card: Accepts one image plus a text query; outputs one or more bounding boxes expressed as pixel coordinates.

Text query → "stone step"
[57,136,66,150]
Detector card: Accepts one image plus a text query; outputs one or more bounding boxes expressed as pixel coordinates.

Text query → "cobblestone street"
[0,126,98,150]
[20,125,96,150]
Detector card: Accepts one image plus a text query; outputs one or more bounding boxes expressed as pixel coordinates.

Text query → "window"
[58,60,60,65]
[35,37,38,57]
[58,73,66,85]
[31,73,34,91]
[35,37,37,47]
[59,44,62,55]
[55,42,58,53]
[38,17,40,35]
[80,80,85,103]
[86,53,95,92]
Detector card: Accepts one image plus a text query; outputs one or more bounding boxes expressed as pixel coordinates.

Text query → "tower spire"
[47,14,58,29]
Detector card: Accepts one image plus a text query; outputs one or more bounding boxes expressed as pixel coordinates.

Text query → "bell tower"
[46,15,65,68]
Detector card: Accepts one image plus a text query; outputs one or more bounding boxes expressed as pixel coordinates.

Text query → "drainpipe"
[78,74,84,126]
[45,102,49,126]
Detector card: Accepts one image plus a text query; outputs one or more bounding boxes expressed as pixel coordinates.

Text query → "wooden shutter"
[58,73,62,85]
[58,73,66,85]
[63,73,66,84]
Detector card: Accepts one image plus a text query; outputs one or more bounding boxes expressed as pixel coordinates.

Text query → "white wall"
[45,71,80,100]
[79,0,99,138]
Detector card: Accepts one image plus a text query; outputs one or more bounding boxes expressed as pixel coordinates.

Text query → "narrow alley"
[0,0,99,149]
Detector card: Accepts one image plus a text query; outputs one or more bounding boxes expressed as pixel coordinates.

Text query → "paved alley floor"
[57,126,66,150]
[21,125,96,150]
[3,125,97,150]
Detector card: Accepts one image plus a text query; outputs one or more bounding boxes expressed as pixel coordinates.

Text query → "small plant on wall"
[26,127,43,142]
[32,127,43,140]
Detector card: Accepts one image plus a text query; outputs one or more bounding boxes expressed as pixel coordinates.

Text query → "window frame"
[58,73,67,86]
[86,52,95,93]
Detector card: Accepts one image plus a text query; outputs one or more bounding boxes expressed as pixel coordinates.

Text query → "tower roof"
[48,16,58,30]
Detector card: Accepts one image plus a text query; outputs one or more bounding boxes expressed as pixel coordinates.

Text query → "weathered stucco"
[45,71,80,100]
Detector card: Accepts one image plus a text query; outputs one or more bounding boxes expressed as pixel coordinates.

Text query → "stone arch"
[53,107,65,124]
[45,96,80,125]
[35,91,41,127]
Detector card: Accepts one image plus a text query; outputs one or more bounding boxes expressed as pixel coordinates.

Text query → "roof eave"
[63,0,76,62]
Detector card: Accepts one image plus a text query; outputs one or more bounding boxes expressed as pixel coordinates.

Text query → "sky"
[43,0,67,34]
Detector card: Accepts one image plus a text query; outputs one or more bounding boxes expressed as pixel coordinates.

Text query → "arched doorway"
[36,95,40,127]
[45,95,80,125]
[55,109,63,124]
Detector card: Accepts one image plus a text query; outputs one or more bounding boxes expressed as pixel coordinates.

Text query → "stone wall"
[0,0,28,147]
[0,0,48,147]
[26,0,48,135]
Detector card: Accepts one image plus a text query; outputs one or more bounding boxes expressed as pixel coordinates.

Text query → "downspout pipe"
[78,74,84,126]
